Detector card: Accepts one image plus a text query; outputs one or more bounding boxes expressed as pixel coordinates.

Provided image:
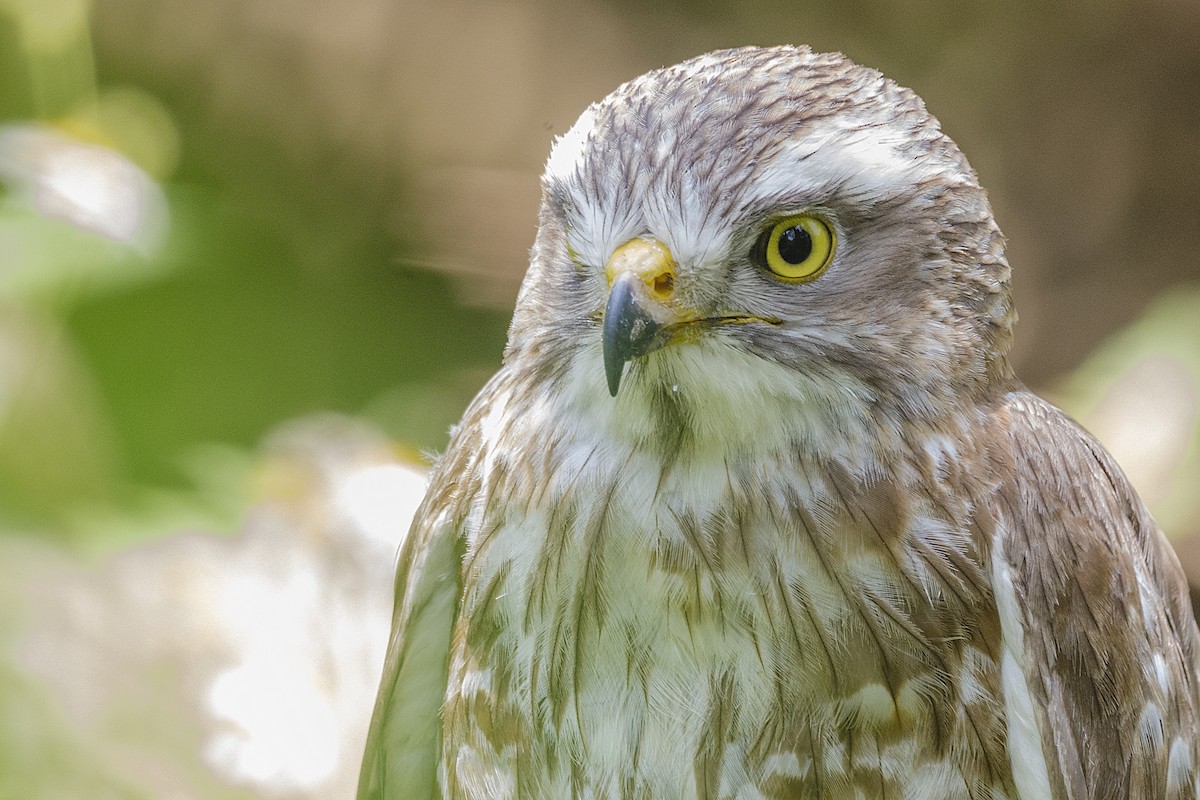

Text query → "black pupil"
[777,226,813,264]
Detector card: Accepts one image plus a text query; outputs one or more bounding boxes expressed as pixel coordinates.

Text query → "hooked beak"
[601,237,681,396]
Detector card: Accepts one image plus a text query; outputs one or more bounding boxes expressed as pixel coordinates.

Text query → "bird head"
[505,46,1016,453]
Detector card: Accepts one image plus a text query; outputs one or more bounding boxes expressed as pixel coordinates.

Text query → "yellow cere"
[606,237,677,303]
[763,214,835,282]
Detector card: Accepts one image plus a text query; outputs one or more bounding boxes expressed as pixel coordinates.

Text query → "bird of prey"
[358,45,1200,799]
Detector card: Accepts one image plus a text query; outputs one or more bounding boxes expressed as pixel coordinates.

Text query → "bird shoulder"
[984,390,1200,800]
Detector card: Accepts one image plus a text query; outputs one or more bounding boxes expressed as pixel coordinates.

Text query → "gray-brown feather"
[987,391,1200,800]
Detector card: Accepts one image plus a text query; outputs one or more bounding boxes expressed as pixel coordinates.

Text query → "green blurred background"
[0,0,1197,797]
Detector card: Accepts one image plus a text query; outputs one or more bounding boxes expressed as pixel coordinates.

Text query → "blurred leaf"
[0,310,116,526]
[56,86,180,178]
[0,201,169,301]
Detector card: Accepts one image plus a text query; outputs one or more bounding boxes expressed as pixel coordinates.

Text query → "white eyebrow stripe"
[739,127,923,211]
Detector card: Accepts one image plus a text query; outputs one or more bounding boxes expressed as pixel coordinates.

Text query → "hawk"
[358,46,1200,799]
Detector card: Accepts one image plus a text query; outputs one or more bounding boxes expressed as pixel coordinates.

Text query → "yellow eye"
[753,214,835,282]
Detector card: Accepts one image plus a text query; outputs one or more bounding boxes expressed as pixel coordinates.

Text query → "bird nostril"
[651,271,674,300]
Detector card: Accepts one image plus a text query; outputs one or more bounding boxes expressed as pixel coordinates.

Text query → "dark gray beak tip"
[604,356,624,397]
[602,278,634,397]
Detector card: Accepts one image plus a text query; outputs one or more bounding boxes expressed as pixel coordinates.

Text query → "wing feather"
[357,485,464,800]
[989,391,1200,800]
